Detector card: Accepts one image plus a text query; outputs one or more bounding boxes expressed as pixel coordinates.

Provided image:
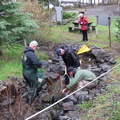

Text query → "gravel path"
[66,5,120,18]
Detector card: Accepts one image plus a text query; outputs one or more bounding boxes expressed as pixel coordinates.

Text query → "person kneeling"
[62,67,97,94]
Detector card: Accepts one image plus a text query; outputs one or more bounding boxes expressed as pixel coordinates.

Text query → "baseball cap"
[56,48,62,56]
[67,67,74,73]
[29,40,38,47]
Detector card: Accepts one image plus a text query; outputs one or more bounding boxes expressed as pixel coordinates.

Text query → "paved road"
[66,5,120,18]
[85,5,120,18]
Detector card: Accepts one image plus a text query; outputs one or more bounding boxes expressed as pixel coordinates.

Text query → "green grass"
[78,100,93,110]
[0,44,23,80]
[0,61,22,80]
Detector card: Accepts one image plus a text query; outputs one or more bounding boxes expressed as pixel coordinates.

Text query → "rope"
[25,63,120,120]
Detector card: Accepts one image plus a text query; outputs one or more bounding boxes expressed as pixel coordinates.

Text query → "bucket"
[61,74,70,86]
[38,69,44,84]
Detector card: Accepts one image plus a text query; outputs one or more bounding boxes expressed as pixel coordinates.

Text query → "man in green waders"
[22,40,48,105]
[62,67,97,94]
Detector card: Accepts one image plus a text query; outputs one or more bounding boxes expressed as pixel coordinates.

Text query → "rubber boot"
[26,88,37,105]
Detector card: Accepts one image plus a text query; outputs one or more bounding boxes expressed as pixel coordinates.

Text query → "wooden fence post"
[108,17,111,47]
[96,16,98,38]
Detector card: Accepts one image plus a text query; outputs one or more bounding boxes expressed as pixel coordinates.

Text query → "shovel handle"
[65,66,67,74]
[64,66,70,79]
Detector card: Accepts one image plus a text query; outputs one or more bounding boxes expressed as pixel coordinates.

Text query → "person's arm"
[62,71,82,94]
[28,52,42,68]
[70,52,80,67]
[68,50,80,67]
[66,71,82,89]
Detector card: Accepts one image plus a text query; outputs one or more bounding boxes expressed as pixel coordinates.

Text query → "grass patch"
[0,44,23,80]
[78,100,93,110]
[0,61,22,80]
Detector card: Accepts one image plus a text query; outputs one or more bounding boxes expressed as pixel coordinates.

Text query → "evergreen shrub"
[63,12,77,19]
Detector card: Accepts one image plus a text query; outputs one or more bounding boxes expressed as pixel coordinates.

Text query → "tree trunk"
[0,50,2,55]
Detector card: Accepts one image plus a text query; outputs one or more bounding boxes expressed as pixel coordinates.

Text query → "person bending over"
[56,46,81,85]
[62,67,97,94]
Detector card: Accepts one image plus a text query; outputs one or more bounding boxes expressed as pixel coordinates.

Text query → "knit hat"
[29,40,38,46]
[56,48,62,56]
[78,13,83,18]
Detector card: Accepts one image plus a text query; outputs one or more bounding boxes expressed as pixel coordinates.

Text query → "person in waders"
[56,47,81,86]
[22,40,48,105]
[62,67,97,94]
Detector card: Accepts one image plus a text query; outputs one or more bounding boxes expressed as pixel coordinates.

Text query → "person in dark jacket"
[78,13,88,41]
[56,47,80,69]
[56,46,80,86]
[22,40,48,104]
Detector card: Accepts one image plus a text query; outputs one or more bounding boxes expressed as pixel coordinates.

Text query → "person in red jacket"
[78,13,88,41]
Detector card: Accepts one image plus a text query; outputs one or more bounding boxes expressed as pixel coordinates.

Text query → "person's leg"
[82,30,84,41]
[77,80,96,89]
[77,80,89,88]
[82,30,86,41]
[85,30,88,41]
[23,68,41,104]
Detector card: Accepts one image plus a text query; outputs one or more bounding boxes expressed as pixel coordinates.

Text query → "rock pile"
[0,43,116,119]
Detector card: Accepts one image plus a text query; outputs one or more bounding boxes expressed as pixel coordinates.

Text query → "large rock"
[62,101,76,111]
[92,49,106,62]
[68,111,80,118]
